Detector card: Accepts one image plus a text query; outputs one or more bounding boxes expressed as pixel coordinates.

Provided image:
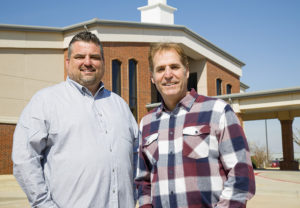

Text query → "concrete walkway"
[248,170,300,208]
[0,175,29,208]
[0,170,299,208]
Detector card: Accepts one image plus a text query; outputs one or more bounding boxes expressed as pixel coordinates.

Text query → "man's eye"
[91,56,102,60]
[156,67,164,72]
[171,65,179,69]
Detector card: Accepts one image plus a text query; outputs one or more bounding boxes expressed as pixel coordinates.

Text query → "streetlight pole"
[265,119,269,162]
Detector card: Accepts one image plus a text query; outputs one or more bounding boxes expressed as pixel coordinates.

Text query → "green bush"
[251,156,257,169]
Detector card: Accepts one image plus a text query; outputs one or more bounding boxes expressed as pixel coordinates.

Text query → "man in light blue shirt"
[12,31,138,208]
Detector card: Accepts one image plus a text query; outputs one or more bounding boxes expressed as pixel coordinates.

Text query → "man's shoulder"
[32,81,66,99]
[19,82,66,120]
[139,106,160,129]
[194,94,228,112]
[143,106,159,118]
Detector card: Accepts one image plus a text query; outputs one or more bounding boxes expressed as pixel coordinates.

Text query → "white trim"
[0,116,18,124]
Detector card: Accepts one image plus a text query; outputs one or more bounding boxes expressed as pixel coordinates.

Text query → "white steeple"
[138,0,177,25]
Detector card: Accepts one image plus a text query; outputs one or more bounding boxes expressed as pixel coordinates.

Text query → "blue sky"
[1,0,300,155]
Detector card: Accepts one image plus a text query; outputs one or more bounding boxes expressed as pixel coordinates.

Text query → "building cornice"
[0,23,62,33]
[215,86,300,100]
[0,18,245,67]
[64,18,245,67]
[240,82,250,90]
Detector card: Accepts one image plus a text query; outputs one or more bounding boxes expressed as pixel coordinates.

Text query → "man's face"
[66,41,104,92]
[151,49,189,106]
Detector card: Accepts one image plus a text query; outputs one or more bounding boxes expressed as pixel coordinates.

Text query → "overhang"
[0,18,244,76]
[215,87,300,121]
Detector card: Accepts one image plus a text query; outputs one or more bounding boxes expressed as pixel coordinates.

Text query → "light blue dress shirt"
[12,78,138,208]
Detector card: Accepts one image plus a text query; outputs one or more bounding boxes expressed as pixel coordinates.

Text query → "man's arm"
[134,120,153,208]
[216,104,255,208]
[12,94,58,208]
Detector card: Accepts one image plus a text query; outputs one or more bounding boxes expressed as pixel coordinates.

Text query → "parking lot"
[0,170,300,208]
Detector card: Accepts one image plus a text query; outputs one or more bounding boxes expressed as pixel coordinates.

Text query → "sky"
[1,0,300,155]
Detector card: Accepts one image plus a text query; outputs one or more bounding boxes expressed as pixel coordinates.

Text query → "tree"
[293,128,300,146]
[249,142,268,169]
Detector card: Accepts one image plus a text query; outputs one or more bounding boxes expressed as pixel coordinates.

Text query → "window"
[226,84,232,94]
[216,78,222,95]
[129,59,137,119]
[151,83,162,103]
[112,59,121,95]
[188,72,197,92]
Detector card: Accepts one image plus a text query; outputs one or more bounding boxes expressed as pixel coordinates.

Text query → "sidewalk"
[0,175,30,208]
[248,169,300,208]
[0,170,300,208]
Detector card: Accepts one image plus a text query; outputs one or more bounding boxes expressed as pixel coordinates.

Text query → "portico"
[217,87,300,170]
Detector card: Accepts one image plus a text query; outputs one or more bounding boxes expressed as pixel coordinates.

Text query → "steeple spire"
[138,0,177,25]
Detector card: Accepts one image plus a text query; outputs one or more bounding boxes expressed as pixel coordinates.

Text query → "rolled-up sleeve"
[12,93,58,208]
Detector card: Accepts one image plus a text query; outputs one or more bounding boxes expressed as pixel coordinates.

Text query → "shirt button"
[112,169,115,172]
[105,130,108,134]
[170,131,173,135]
[113,190,115,193]
[171,191,174,194]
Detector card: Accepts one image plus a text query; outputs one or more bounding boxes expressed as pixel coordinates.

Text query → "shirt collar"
[67,77,104,97]
[156,88,198,118]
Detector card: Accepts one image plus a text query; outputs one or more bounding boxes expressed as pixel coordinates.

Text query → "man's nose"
[164,67,173,78]
[84,57,92,65]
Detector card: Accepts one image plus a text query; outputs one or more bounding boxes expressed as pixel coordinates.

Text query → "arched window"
[216,78,222,95]
[112,59,121,95]
[129,59,137,119]
[226,84,232,94]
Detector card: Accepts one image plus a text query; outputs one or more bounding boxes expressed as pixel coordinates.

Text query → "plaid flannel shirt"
[135,89,255,208]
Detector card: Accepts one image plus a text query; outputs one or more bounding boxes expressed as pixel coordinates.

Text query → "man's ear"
[186,67,190,79]
[65,59,70,73]
[150,72,155,84]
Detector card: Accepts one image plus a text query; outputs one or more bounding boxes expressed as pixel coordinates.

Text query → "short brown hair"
[68,31,104,60]
[148,43,189,72]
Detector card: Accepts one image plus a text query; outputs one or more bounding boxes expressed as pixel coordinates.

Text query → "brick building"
[0,1,246,174]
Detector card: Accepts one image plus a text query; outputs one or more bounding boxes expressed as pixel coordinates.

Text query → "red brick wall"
[102,42,151,122]
[206,60,240,96]
[0,124,15,174]
[64,42,151,123]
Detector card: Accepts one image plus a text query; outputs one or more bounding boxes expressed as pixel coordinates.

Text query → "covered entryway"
[218,87,300,170]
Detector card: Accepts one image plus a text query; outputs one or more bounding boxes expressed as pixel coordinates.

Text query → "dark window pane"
[216,79,222,95]
[129,59,137,119]
[226,84,232,94]
[112,60,121,95]
[188,72,197,92]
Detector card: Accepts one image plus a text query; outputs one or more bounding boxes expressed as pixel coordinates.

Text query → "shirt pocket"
[182,125,210,159]
[142,133,159,164]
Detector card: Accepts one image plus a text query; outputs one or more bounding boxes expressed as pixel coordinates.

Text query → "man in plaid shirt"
[135,43,255,207]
